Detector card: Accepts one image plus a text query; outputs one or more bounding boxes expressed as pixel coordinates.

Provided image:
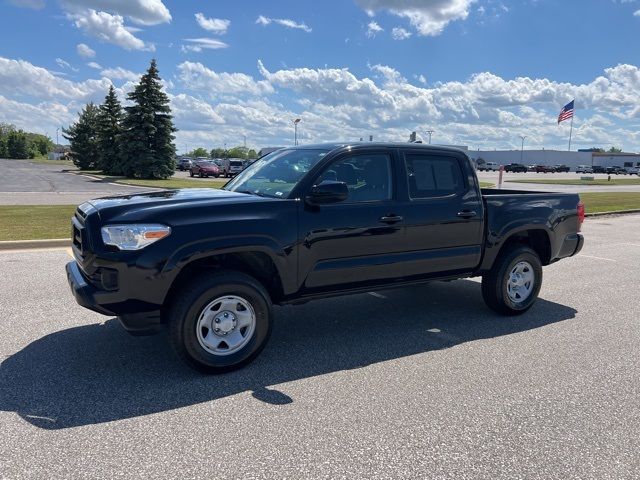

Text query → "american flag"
[557,100,574,124]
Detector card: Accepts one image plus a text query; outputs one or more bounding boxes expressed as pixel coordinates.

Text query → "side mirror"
[306,180,349,204]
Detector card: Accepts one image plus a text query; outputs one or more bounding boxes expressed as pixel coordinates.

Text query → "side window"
[318,153,392,202]
[405,154,464,198]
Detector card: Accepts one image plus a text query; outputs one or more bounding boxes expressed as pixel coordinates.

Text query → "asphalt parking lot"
[0,159,150,205]
[1,214,638,479]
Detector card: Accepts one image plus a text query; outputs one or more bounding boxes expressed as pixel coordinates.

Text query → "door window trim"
[401,151,469,201]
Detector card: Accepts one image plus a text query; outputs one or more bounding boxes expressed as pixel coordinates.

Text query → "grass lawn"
[114,177,228,189]
[479,182,494,188]
[579,192,640,214]
[2,192,639,241]
[506,178,640,186]
[0,205,76,241]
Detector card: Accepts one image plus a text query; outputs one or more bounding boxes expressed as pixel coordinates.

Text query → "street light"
[425,129,434,144]
[520,135,526,163]
[293,118,301,146]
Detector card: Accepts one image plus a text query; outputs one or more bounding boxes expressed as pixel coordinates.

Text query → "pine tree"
[97,85,124,175]
[63,103,100,169]
[120,59,176,178]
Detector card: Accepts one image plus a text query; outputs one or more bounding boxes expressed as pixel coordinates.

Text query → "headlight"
[101,224,171,251]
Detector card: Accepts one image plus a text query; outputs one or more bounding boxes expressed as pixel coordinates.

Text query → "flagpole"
[568,113,574,151]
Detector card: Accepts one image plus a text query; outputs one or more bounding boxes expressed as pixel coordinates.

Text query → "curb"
[0,239,70,251]
[586,209,640,217]
[65,170,156,190]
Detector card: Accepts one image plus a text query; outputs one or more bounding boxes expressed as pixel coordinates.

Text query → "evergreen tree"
[0,135,7,158]
[120,59,176,178]
[7,130,30,159]
[63,103,100,169]
[97,85,124,174]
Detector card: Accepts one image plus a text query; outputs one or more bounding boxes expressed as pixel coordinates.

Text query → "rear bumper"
[557,233,584,259]
[66,261,163,335]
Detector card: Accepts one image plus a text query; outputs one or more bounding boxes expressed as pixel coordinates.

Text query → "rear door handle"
[457,210,477,219]
[379,215,403,224]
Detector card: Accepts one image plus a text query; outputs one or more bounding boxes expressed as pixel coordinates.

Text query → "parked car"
[534,165,556,173]
[622,166,639,175]
[554,164,570,173]
[605,166,625,175]
[592,165,607,174]
[216,158,246,177]
[66,143,585,373]
[504,163,527,173]
[478,162,500,172]
[576,165,593,174]
[177,158,193,171]
[527,164,537,172]
[190,160,221,178]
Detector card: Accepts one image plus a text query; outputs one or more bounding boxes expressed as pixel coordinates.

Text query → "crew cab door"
[397,149,484,275]
[297,149,406,290]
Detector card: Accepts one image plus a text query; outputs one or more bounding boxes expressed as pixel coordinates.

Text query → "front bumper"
[66,261,163,335]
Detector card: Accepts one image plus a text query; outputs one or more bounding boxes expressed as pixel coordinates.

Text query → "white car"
[478,162,500,172]
[623,166,639,175]
[576,165,593,174]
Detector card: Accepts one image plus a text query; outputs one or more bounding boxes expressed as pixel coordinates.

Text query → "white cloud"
[0,56,111,101]
[87,61,102,69]
[356,0,474,36]
[55,58,79,72]
[255,15,312,32]
[181,38,229,53]
[68,9,154,51]
[100,67,140,82]
[177,61,274,97]
[366,21,383,38]
[76,43,96,59]
[391,26,412,39]
[194,13,230,34]
[60,0,171,25]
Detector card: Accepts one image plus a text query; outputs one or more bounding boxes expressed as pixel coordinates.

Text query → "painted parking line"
[577,254,617,262]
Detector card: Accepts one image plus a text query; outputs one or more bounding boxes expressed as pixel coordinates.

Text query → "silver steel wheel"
[506,261,535,304]
[195,295,256,356]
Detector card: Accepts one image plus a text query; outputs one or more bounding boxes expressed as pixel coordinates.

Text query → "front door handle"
[379,215,403,224]
[457,210,477,219]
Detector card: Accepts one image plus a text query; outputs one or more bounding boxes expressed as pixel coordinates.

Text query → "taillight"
[577,201,585,232]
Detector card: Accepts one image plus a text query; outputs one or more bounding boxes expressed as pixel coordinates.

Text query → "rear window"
[230,161,243,167]
[405,154,465,198]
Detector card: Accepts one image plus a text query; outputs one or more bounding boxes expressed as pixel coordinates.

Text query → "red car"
[190,161,221,178]
[534,164,556,173]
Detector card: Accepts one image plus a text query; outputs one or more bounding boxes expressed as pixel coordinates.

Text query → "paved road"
[1,214,639,479]
[0,159,151,205]
[476,171,640,192]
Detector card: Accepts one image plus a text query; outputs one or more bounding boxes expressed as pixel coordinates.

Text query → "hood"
[84,188,267,222]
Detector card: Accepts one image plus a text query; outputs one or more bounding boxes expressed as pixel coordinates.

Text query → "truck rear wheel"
[481,246,542,315]
[168,271,272,373]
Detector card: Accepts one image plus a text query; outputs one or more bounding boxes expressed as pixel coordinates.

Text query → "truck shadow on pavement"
[0,280,577,430]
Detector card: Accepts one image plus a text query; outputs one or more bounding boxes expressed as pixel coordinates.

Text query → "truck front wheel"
[481,246,542,315]
[168,271,272,373]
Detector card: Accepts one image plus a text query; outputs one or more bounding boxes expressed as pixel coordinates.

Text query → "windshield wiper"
[236,189,268,197]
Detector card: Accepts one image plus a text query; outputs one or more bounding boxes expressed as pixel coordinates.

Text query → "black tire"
[168,271,272,373]
[481,246,542,315]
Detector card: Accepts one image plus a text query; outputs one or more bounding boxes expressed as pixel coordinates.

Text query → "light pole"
[425,129,434,144]
[55,127,59,147]
[293,118,301,146]
[519,135,526,164]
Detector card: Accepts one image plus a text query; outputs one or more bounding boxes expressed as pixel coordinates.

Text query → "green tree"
[188,147,209,158]
[119,59,176,178]
[227,146,249,159]
[0,135,7,158]
[96,85,124,174]
[210,147,226,158]
[26,133,54,157]
[63,103,100,169]
[7,130,30,159]
[247,149,258,159]
[608,146,622,153]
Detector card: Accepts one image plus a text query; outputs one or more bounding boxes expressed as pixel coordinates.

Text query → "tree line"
[64,59,176,179]
[0,123,54,159]
[186,146,258,160]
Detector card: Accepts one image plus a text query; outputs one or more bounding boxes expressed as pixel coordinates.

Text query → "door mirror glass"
[307,180,349,204]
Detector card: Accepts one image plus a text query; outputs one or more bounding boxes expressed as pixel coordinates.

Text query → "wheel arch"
[481,227,552,271]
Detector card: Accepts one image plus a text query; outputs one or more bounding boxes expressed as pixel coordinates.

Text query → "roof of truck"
[287,142,467,154]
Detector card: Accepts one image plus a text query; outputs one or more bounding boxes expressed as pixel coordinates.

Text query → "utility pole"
[425,129,434,144]
[55,127,59,147]
[520,135,526,163]
[243,135,247,148]
[293,118,301,146]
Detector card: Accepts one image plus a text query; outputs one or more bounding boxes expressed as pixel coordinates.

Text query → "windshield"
[224,149,329,198]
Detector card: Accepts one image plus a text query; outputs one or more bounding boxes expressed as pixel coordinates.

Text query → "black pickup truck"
[67,143,584,372]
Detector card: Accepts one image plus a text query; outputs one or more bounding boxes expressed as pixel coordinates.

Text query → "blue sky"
[1,0,640,152]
